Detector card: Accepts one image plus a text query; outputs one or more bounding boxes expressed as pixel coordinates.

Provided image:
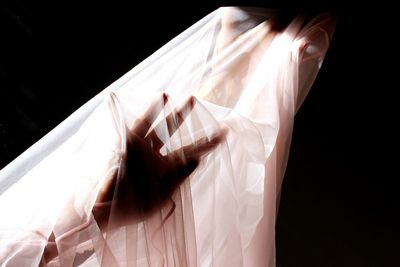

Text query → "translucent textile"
[0,7,335,267]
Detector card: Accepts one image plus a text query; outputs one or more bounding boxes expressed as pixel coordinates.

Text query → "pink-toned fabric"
[0,7,335,267]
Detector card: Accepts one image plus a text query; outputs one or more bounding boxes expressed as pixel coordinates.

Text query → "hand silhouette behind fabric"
[42,94,226,264]
[93,93,227,229]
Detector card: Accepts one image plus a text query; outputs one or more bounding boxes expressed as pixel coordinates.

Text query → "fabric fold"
[0,7,335,267]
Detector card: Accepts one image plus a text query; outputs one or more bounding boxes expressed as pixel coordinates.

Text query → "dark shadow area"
[0,1,397,266]
[276,6,398,266]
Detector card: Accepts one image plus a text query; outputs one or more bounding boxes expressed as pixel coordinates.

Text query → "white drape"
[0,7,335,267]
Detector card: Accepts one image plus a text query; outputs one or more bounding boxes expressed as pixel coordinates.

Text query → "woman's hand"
[94,94,226,228]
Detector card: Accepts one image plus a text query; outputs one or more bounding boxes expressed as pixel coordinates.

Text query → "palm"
[94,94,226,227]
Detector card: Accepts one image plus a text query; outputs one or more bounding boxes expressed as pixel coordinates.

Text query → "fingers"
[145,96,196,150]
[187,128,228,158]
[134,93,168,138]
[160,128,227,197]
[170,127,228,164]
[164,96,195,136]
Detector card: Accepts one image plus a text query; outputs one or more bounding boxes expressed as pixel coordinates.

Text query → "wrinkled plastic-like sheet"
[0,7,335,267]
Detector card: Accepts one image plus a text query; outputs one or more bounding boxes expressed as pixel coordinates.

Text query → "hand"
[94,93,226,227]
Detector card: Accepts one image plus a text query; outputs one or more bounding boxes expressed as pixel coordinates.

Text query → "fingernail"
[213,127,228,142]
[219,127,228,137]
[188,96,195,108]
[163,93,169,104]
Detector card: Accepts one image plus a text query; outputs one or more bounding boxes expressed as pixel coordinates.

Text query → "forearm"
[40,202,112,265]
[40,234,57,266]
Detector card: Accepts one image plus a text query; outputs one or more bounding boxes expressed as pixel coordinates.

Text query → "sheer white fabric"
[0,7,335,267]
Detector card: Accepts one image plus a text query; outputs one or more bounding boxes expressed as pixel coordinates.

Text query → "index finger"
[133,93,169,138]
[169,127,228,163]
[145,96,195,149]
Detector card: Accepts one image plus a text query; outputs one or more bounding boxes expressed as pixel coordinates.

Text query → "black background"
[0,1,398,266]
